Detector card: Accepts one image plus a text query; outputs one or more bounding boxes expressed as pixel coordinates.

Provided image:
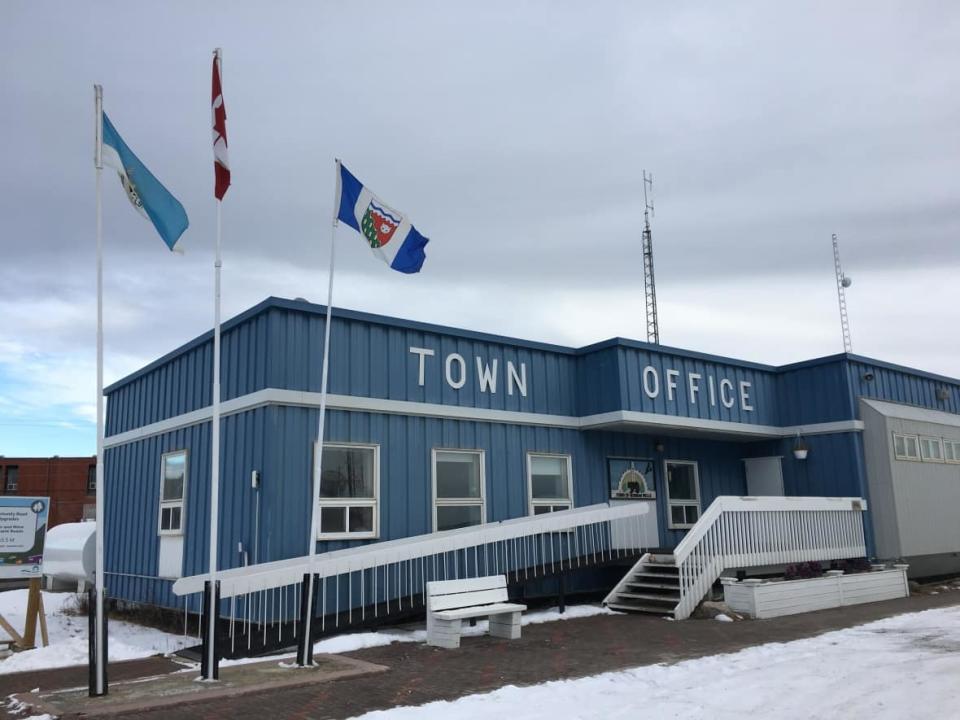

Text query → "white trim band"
[103,387,865,448]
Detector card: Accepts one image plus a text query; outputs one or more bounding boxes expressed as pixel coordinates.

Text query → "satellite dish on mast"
[841,276,852,288]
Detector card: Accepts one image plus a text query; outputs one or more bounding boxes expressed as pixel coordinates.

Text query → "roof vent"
[294,297,309,303]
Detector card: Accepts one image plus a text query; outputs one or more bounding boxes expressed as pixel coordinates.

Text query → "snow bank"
[348,605,960,720]
[0,589,192,675]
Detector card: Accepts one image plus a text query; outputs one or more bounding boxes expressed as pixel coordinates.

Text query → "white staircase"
[604,553,679,616]
[605,496,869,619]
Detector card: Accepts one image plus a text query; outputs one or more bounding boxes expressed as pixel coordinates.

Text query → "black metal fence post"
[296,572,312,666]
[200,581,210,679]
[200,581,221,680]
[212,580,221,680]
[306,574,319,666]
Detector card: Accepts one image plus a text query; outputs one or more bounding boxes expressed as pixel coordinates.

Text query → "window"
[317,443,378,539]
[945,440,960,464]
[527,453,573,515]
[919,436,944,463]
[665,460,701,529]
[3,466,19,493]
[433,449,485,531]
[87,464,96,494]
[892,433,920,461]
[158,451,186,535]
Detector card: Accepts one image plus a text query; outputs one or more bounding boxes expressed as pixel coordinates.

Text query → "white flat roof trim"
[861,398,960,429]
[102,387,863,449]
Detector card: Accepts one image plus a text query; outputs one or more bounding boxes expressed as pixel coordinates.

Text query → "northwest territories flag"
[335,162,429,273]
[101,113,189,251]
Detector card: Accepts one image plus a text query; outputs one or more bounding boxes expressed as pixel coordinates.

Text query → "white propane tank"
[43,522,96,583]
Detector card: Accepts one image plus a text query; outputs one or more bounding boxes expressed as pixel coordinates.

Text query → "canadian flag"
[212,50,230,200]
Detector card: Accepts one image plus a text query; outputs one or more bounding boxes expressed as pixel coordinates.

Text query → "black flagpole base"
[88,587,109,697]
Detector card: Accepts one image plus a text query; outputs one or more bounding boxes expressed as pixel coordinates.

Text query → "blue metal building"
[102,296,960,611]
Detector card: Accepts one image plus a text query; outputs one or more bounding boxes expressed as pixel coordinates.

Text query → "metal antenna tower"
[642,170,660,344]
[832,233,853,353]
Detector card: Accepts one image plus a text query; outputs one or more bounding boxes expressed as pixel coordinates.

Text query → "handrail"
[173,501,651,599]
[673,496,867,566]
[672,495,868,619]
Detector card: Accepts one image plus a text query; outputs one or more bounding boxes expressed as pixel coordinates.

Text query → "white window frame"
[526,452,574,516]
[665,459,701,530]
[945,439,960,464]
[3,466,18,493]
[315,441,380,541]
[432,448,486,532]
[157,450,187,537]
[892,432,920,461]
[919,435,945,463]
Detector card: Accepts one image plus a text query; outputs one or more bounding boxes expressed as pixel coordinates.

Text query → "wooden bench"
[426,575,527,649]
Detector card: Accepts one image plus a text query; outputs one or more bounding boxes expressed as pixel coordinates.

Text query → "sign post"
[0,497,50,650]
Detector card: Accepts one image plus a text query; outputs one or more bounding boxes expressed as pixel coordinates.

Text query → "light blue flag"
[101,112,189,251]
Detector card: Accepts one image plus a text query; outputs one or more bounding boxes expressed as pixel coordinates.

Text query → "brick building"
[0,456,96,527]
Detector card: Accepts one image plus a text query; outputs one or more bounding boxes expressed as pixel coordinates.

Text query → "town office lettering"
[408,346,755,412]
[409,347,527,396]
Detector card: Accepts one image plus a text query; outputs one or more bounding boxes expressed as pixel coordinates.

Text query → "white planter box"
[722,566,910,619]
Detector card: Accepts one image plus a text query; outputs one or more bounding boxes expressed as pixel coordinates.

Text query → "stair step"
[647,554,676,564]
[607,602,674,616]
[632,571,680,584]
[638,564,678,574]
[615,592,678,604]
[625,581,681,593]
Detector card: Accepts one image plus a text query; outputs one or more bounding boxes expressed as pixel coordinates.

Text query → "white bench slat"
[427,575,506,596]
[429,587,509,611]
[433,602,527,621]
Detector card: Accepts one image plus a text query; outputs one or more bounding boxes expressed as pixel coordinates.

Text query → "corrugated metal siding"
[104,409,270,611]
[615,346,779,426]
[106,404,759,609]
[105,312,272,436]
[745,434,864,499]
[776,362,854,425]
[848,359,960,416]
[576,347,621,414]
[101,299,960,609]
[265,307,580,416]
[105,300,960,441]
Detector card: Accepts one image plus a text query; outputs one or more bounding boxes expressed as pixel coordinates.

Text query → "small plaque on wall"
[608,458,656,500]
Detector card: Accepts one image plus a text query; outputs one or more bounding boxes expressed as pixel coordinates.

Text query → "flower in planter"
[785,562,824,580]
[838,557,872,574]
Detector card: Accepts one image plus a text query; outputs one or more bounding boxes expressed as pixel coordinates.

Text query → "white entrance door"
[744,456,785,496]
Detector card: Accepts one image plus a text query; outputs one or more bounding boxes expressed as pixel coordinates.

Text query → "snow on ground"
[349,605,960,720]
[220,604,616,667]
[0,589,192,675]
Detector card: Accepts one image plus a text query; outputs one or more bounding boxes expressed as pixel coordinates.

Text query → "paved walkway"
[6,591,960,720]
[0,656,181,698]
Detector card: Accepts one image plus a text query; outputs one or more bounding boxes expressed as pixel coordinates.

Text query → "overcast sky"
[1,1,958,457]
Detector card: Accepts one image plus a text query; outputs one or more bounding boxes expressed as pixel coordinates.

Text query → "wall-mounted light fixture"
[793,433,809,461]
[654,440,665,453]
[862,371,874,382]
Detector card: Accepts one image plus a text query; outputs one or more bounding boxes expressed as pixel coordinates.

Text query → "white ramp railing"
[673,496,868,619]
[173,502,652,651]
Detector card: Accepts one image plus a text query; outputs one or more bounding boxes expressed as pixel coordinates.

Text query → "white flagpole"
[205,47,224,680]
[93,83,107,696]
[301,159,341,662]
